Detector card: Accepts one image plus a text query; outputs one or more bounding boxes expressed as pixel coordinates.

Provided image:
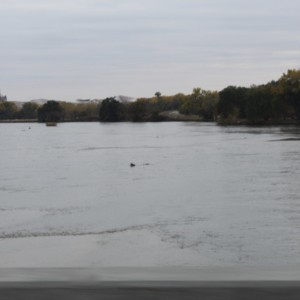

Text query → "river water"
[0,122,300,266]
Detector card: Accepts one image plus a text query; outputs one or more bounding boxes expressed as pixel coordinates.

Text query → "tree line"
[218,69,300,124]
[1,69,299,124]
[0,101,100,122]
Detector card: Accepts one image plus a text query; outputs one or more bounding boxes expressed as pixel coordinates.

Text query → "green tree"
[201,91,219,120]
[0,101,18,120]
[19,102,39,119]
[154,91,165,111]
[38,101,65,122]
[218,86,248,120]
[245,86,272,122]
[99,97,125,122]
[179,88,207,116]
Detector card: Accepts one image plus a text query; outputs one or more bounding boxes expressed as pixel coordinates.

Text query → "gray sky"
[0,0,299,101]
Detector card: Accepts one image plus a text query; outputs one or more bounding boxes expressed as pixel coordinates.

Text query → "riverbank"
[1,118,299,125]
[0,119,37,123]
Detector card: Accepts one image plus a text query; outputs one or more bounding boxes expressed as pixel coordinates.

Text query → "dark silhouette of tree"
[38,101,65,122]
[245,86,272,122]
[99,97,125,122]
[155,91,161,99]
[218,86,248,120]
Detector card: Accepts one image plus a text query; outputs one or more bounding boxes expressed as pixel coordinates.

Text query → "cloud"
[0,0,300,100]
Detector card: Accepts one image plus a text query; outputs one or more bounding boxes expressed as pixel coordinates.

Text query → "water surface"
[1,122,300,266]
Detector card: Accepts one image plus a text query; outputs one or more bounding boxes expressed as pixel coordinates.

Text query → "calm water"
[1,122,300,266]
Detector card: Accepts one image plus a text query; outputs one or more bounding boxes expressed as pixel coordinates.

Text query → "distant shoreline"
[0,119,37,123]
[0,119,300,126]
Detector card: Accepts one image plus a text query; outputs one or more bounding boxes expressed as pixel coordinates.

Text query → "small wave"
[81,146,162,151]
[0,216,207,240]
[80,144,199,151]
[0,224,149,239]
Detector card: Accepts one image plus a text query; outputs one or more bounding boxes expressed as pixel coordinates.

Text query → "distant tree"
[245,86,272,122]
[19,102,39,119]
[179,88,206,116]
[168,93,186,110]
[128,100,147,122]
[0,101,18,120]
[218,86,248,120]
[37,101,65,122]
[153,91,166,111]
[60,102,100,121]
[201,91,219,120]
[99,97,125,122]
[81,102,100,121]
[155,91,162,99]
[192,87,201,99]
[278,69,300,119]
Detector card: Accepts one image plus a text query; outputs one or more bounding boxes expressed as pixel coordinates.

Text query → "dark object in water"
[46,122,57,127]
[130,163,136,167]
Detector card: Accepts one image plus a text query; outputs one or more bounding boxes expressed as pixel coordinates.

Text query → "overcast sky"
[0,0,299,101]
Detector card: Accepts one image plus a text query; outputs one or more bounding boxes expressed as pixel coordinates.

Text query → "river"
[0,122,300,267]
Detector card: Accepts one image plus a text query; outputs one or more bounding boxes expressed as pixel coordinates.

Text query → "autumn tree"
[128,99,148,122]
[278,69,300,119]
